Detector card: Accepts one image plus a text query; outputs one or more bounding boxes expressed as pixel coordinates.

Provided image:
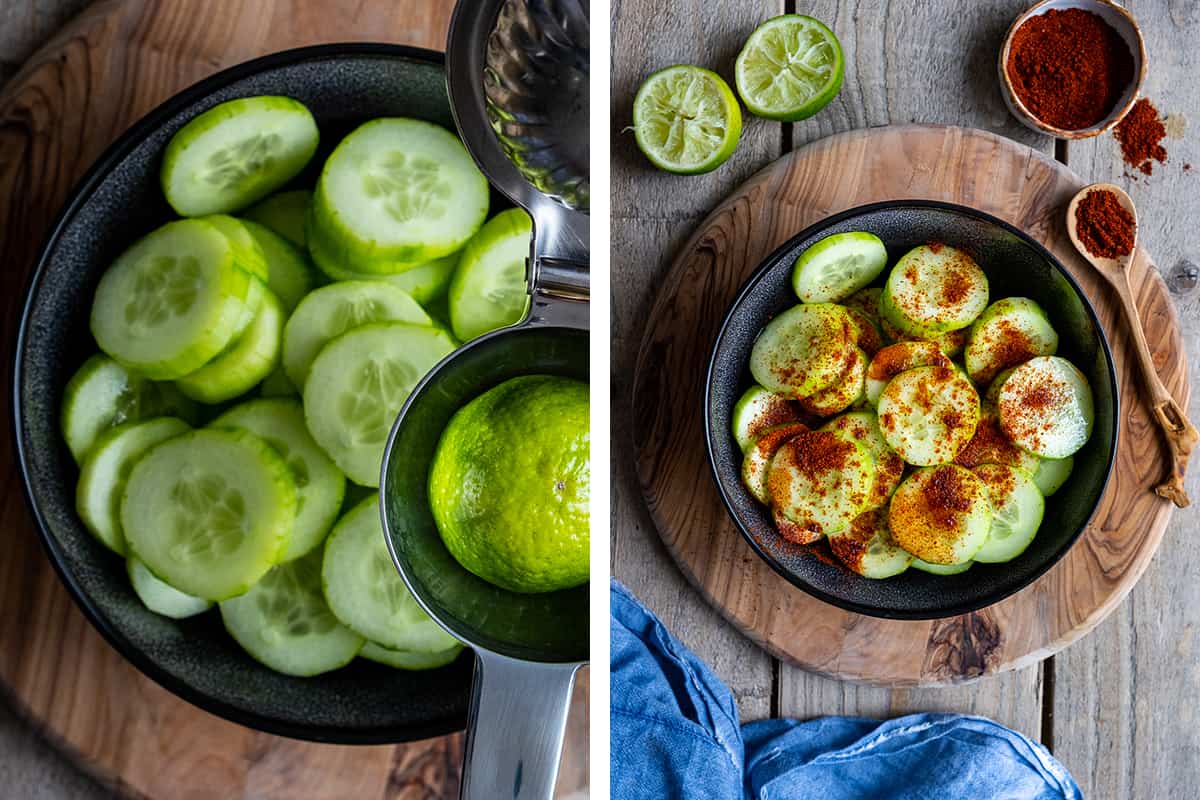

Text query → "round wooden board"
[0,2,587,798]
[633,124,1188,687]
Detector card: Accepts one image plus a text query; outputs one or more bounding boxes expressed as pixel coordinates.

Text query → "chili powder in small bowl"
[999,0,1145,139]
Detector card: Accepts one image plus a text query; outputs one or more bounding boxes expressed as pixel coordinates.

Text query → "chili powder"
[1006,8,1133,131]
[1075,189,1135,259]
[1115,98,1168,175]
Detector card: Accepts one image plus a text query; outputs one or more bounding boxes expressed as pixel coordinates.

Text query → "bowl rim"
[703,198,1120,620]
[997,0,1147,139]
[11,41,471,745]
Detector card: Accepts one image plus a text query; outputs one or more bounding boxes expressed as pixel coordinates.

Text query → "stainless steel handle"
[460,652,579,800]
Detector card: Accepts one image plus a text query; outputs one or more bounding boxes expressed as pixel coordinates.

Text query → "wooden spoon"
[1066,183,1197,508]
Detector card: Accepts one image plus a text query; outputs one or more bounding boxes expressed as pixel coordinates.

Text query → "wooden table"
[612,1,1200,796]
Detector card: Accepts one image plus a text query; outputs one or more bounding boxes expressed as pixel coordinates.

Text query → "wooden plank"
[1053,1,1200,794]
[610,0,786,720]
[774,0,1047,736]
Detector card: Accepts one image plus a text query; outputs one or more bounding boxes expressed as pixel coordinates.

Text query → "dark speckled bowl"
[13,44,477,743]
[706,201,1118,620]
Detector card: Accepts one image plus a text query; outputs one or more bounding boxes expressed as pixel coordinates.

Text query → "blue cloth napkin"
[611,580,1081,800]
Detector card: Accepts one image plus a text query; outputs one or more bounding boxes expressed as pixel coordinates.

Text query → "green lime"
[735,15,844,122]
[428,375,589,594]
[632,65,742,175]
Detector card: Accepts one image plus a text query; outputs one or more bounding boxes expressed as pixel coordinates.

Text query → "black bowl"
[12,44,480,743]
[705,201,1119,620]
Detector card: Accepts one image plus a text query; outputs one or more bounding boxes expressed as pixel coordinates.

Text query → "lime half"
[633,65,742,175]
[735,15,844,122]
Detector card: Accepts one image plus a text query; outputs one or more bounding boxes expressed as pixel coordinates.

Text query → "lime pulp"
[632,65,742,175]
[735,15,845,122]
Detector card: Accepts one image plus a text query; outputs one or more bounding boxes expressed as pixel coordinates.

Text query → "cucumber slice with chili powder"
[971,463,1044,564]
[953,408,1041,476]
[797,346,867,416]
[888,465,992,566]
[767,429,874,536]
[997,356,1094,459]
[879,313,968,358]
[90,219,258,380]
[791,232,888,303]
[772,508,822,545]
[881,244,989,337]
[829,508,912,579]
[61,354,198,464]
[1032,455,1074,496]
[843,287,886,331]
[984,367,1016,407]
[964,297,1059,386]
[750,303,854,397]
[821,411,904,509]
[864,341,951,407]
[877,364,980,466]
[843,305,884,355]
[731,385,806,453]
[741,421,809,503]
[161,96,319,217]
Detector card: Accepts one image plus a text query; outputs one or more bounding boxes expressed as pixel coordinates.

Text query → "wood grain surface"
[632,123,1187,688]
[0,1,587,798]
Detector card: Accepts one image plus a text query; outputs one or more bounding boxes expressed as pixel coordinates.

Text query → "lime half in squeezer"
[633,65,743,175]
[735,15,844,122]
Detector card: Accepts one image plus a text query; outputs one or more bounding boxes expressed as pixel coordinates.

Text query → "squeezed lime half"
[735,15,844,122]
[428,375,589,594]
[633,65,742,175]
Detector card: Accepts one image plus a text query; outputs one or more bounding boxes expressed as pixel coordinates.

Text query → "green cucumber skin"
[175,289,285,404]
[241,218,318,311]
[243,189,312,247]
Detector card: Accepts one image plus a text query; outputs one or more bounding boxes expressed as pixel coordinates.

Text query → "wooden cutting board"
[633,124,1187,686]
[0,1,587,797]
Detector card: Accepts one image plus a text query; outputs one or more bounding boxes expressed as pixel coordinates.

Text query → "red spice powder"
[1006,8,1133,130]
[1115,98,1168,175]
[1075,189,1135,259]
[923,466,973,528]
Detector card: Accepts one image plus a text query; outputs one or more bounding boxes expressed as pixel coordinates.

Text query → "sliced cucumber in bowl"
[448,208,533,342]
[791,231,887,303]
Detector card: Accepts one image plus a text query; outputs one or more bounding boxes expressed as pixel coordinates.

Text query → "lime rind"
[735,15,845,122]
[633,65,742,175]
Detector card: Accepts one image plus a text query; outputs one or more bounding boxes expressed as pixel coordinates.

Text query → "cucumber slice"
[791,232,888,303]
[983,367,1016,407]
[954,409,1041,476]
[175,289,285,404]
[864,341,950,406]
[220,550,364,676]
[798,346,867,416]
[122,428,296,600]
[767,430,874,535]
[213,398,345,561]
[731,385,805,453]
[750,303,854,397]
[127,556,213,619]
[282,281,433,389]
[303,323,456,486]
[843,287,885,330]
[243,189,311,247]
[161,96,319,217]
[829,508,912,579]
[312,118,489,267]
[912,558,973,575]
[879,314,968,357]
[241,219,318,311]
[61,354,198,463]
[741,422,809,503]
[322,497,461,653]
[90,219,257,379]
[259,366,298,398]
[844,306,884,356]
[1032,455,1074,496]
[313,253,460,306]
[448,208,533,342]
[964,298,1059,385]
[212,398,346,561]
[773,508,822,545]
[971,464,1044,563]
[998,356,1094,459]
[76,417,191,555]
[360,641,464,670]
[204,215,269,281]
[881,244,989,337]
[888,465,992,565]
[877,365,980,466]
[822,411,904,509]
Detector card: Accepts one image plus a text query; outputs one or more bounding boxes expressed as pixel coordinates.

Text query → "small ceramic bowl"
[999,0,1146,139]
[13,44,477,743]
[705,201,1119,620]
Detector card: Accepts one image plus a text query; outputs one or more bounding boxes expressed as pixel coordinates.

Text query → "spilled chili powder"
[1006,8,1133,130]
[1115,98,1168,175]
[1075,189,1135,259]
